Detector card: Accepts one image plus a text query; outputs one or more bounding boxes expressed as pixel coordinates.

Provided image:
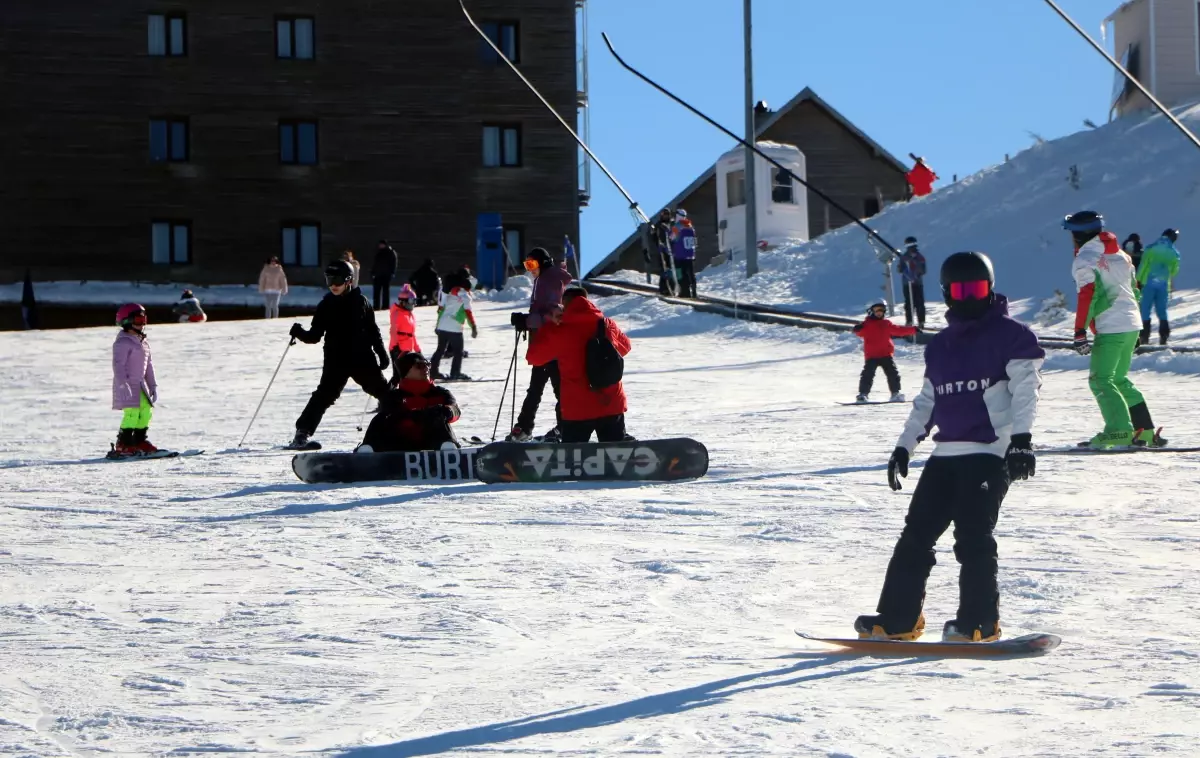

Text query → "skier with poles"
[1063,211,1166,448]
[897,237,927,328]
[286,260,390,450]
[855,252,1044,643]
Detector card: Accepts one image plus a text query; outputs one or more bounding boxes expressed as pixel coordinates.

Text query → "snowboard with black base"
[292,446,479,484]
[852,253,1053,647]
[474,437,708,484]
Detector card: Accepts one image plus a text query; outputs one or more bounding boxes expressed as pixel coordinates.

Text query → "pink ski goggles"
[948,280,990,301]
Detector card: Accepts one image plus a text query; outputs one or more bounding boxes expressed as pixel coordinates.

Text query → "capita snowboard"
[796,631,1060,657]
[292,447,479,484]
[105,448,204,461]
[474,437,708,484]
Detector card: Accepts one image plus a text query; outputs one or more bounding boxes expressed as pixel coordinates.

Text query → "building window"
[480,21,519,63]
[280,120,318,165]
[771,168,796,204]
[502,225,524,265]
[149,119,189,162]
[148,14,186,56]
[281,223,321,266]
[151,221,191,264]
[277,17,315,59]
[726,169,746,208]
[482,125,521,167]
[863,197,881,218]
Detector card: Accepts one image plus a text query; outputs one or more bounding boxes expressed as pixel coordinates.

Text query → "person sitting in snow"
[172,290,207,323]
[359,352,460,453]
[852,302,918,403]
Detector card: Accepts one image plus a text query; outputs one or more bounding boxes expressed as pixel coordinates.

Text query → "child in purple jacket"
[111,303,159,456]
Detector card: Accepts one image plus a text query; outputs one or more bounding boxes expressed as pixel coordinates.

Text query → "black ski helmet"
[904,236,918,247]
[1163,228,1180,243]
[526,246,552,269]
[1062,210,1103,234]
[940,251,996,310]
[325,260,354,285]
[866,301,887,317]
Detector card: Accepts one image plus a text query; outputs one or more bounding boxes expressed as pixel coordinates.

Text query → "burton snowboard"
[796,631,1060,657]
[474,438,708,484]
[292,447,479,484]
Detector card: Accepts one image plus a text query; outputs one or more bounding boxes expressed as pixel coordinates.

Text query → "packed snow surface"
[1,295,1199,755]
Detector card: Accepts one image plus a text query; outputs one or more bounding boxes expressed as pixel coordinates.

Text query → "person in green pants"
[1063,211,1167,449]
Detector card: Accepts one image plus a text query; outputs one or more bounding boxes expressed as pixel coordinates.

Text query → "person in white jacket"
[429,274,477,380]
[855,252,1044,645]
[258,256,289,318]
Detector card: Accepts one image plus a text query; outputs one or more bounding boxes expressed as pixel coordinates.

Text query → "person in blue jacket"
[669,209,698,299]
[1137,229,1182,345]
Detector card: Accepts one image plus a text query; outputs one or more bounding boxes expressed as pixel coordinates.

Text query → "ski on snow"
[104,448,204,461]
[838,400,907,406]
[1038,445,1200,455]
[796,631,1061,657]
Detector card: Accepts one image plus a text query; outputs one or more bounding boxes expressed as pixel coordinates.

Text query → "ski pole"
[238,336,296,448]
[355,392,374,433]
[491,330,522,441]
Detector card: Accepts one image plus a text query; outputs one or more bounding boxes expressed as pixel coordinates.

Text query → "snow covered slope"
[645,104,1200,324]
[2,299,1199,755]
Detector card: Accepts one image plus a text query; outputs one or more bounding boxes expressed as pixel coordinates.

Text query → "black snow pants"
[430,330,465,378]
[296,358,389,435]
[859,357,901,395]
[875,454,1010,629]
[559,414,627,444]
[903,281,926,327]
[517,361,561,433]
[675,259,697,298]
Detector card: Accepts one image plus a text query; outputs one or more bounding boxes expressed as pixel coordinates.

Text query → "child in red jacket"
[853,302,918,403]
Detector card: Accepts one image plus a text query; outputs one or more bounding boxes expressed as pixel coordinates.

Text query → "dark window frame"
[148,13,188,57]
[149,117,190,163]
[151,220,192,265]
[281,221,322,267]
[276,16,316,60]
[480,20,520,64]
[279,119,319,165]
[482,123,522,168]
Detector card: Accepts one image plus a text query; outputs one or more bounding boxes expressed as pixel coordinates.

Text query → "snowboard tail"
[292,448,479,484]
[796,631,1060,657]
[474,438,708,484]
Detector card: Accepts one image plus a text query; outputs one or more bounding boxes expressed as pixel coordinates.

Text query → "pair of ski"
[104,448,204,462]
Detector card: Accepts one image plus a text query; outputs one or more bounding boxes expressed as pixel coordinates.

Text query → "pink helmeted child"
[111,303,159,456]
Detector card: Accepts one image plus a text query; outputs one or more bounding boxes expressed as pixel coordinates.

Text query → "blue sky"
[575,0,1120,273]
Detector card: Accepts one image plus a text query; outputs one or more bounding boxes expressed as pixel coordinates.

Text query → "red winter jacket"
[388,303,421,355]
[853,316,917,359]
[526,296,632,421]
[906,162,938,197]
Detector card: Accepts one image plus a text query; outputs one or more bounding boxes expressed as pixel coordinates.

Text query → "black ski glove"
[289,323,306,340]
[1005,433,1036,481]
[887,447,909,491]
[1073,329,1091,356]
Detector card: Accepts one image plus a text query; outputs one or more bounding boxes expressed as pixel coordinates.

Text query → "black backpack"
[586,317,624,390]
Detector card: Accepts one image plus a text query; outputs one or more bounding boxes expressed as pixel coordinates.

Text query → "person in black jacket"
[654,209,676,295]
[371,239,398,311]
[359,351,461,453]
[1122,233,1145,281]
[288,260,390,448]
[409,259,441,306]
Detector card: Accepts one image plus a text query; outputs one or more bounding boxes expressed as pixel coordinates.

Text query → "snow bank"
[0,280,329,307]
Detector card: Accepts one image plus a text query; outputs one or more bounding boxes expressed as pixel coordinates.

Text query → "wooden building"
[1107,0,1200,118]
[0,1,582,286]
[587,88,910,276]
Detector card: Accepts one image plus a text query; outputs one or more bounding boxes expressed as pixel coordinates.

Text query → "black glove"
[852,323,864,333]
[1073,329,1091,356]
[1005,433,1036,481]
[376,347,389,370]
[511,312,529,332]
[887,447,910,491]
[435,405,455,422]
[289,323,305,339]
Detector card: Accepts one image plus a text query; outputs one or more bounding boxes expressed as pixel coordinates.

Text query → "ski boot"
[288,430,313,450]
[132,428,158,454]
[448,372,472,382]
[1079,430,1134,449]
[889,392,905,403]
[853,613,925,641]
[942,619,1001,643]
[111,428,140,457]
[1140,320,1152,346]
[539,427,562,443]
[506,425,532,442]
[855,393,869,404]
[1160,321,1171,346]
[1134,427,1168,448]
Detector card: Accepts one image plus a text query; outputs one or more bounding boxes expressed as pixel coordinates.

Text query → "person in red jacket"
[906,157,938,198]
[388,284,422,381]
[360,352,461,453]
[853,302,918,402]
[525,286,633,443]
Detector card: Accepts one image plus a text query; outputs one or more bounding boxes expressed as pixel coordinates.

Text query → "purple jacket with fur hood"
[112,330,157,410]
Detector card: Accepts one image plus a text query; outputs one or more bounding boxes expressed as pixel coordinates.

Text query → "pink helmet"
[116,303,147,327]
[397,283,417,301]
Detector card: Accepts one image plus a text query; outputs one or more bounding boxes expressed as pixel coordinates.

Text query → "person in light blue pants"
[1137,229,1181,345]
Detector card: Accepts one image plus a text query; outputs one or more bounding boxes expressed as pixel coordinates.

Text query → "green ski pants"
[119,393,154,430]
[1088,332,1143,433]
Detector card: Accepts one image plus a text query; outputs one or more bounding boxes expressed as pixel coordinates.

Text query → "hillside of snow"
[616,104,1200,332]
[2,296,1200,754]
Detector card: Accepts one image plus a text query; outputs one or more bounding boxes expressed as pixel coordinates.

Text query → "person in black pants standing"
[508,247,573,441]
[371,239,398,311]
[288,260,391,449]
[898,237,927,328]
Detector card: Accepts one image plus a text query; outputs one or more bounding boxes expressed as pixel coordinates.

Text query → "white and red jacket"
[1072,231,1143,335]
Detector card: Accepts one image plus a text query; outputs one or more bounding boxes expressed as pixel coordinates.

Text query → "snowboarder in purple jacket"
[669,209,698,298]
[855,252,1044,644]
[111,303,159,456]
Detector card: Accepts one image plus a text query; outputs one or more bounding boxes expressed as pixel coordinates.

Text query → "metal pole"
[743,0,758,278]
[238,337,296,448]
[1042,0,1200,152]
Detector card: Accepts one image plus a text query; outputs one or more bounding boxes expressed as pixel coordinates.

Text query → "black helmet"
[941,252,996,312]
[904,236,918,246]
[866,301,887,317]
[526,247,552,268]
[324,259,354,286]
[1163,228,1180,243]
[395,351,429,377]
[1062,210,1103,234]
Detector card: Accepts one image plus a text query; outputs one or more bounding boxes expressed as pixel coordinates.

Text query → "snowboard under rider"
[852,302,917,403]
[359,351,460,453]
[855,251,1044,643]
[111,303,160,456]
[288,260,390,449]
[1064,211,1166,449]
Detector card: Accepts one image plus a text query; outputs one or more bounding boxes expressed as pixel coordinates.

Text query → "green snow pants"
[1088,332,1143,433]
[119,393,154,430]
